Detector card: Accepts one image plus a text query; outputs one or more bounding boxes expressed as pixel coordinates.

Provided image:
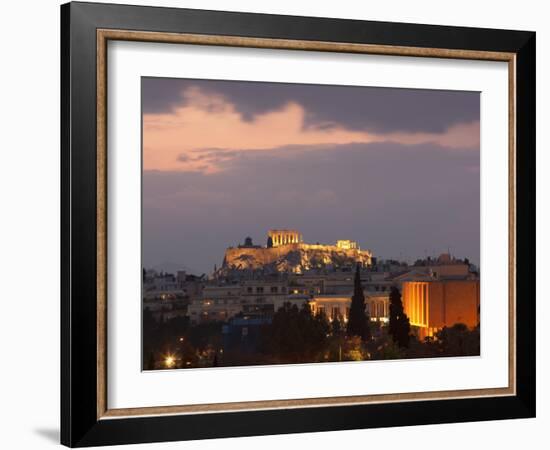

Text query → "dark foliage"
[261,302,330,363]
[388,286,411,348]
[436,323,480,356]
[346,265,370,340]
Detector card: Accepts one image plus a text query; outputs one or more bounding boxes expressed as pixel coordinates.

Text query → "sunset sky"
[142,77,480,274]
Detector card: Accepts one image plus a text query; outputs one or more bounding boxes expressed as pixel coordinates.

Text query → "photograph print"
[141,77,481,370]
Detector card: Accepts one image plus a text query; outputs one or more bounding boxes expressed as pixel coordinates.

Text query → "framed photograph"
[61,2,536,447]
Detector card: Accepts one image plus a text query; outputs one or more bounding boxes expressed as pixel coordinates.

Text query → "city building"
[401,279,480,339]
[187,278,307,324]
[187,284,242,323]
[145,241,479,335]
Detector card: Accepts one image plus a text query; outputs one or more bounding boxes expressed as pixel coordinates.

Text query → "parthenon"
[268,229,303,247]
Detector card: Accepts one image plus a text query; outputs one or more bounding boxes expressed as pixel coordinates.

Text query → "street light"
[164,354,176,368]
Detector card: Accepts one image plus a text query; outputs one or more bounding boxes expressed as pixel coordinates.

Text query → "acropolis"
[221,229,373,274]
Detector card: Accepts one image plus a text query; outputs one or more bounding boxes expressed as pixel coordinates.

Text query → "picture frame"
[61,1,536,447]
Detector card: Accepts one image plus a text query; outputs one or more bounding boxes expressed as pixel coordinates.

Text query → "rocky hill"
[221,243,372,274]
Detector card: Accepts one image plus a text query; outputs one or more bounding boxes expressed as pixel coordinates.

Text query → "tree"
[142,307,158,364]
[267,236,274,248]
[328,314,345,362]
[146,351,156,370]
[346,265,370,340]
[436,323,480,356]
[332,314,343,336]
[261,302,330,363]
[343,336,368,361]
[388,286,411,348]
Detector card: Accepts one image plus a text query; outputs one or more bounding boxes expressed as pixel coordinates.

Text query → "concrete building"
[187,285,242,323]
[240,279,294,314]
[402,279,480,339]
[310,295,350,322]
[187,278,308,324]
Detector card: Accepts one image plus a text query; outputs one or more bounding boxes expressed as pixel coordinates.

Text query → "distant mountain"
[149,262,199,276]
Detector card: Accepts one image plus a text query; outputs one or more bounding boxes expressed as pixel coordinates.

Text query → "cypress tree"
[388,286,411,348]
[346,265,370,340]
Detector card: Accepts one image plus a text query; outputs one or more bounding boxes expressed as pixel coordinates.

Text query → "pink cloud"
[143,87,479,173]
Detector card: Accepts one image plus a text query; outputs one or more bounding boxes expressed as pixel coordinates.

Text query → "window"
[256,287,264,293]
[247,287,253,293]
[270,286,278,293]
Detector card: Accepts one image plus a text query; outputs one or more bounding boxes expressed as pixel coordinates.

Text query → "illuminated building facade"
[402,280,480,339]
[336,239,359,250]
[309,293,389,323]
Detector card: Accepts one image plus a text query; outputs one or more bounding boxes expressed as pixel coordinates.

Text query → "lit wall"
[402,280,480,337]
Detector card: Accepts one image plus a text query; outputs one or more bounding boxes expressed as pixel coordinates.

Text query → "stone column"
[422,284,428,326]
[418,283,422,325]
[413,283,418,323]
[418,283,421,325]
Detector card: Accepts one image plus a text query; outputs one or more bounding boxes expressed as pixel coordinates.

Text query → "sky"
[142,77,480,274]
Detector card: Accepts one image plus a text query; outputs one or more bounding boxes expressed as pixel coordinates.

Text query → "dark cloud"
[142,77,479,134]
[143,142,479,273]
